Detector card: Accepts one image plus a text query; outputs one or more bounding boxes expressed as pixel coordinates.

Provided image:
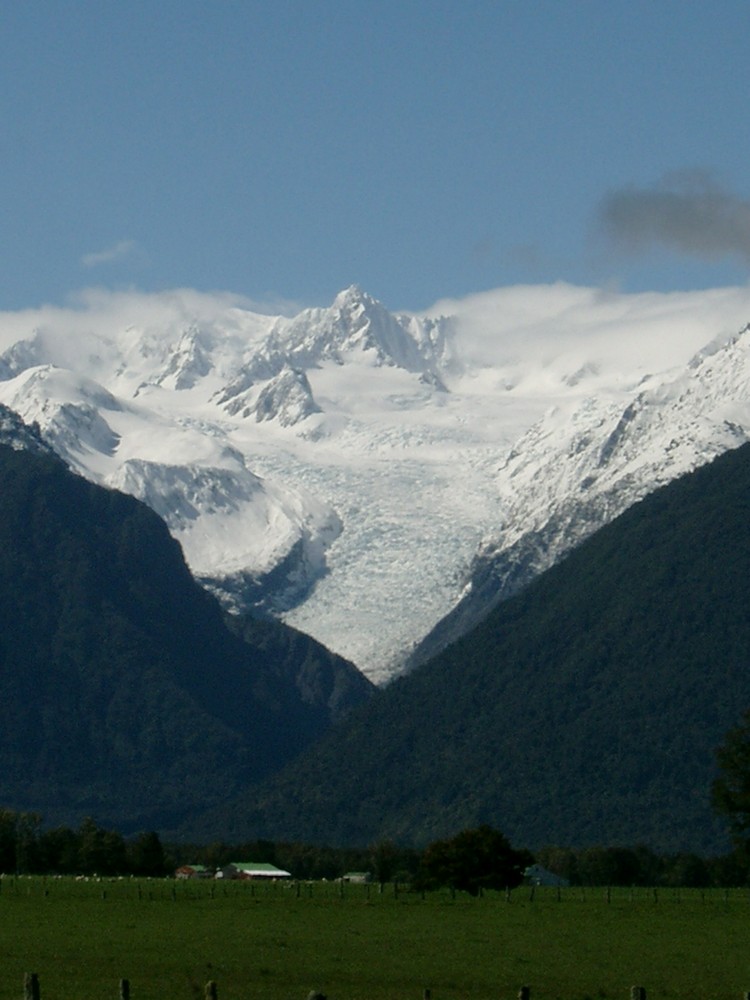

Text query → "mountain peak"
[329,285,392,334]
[332,284,369,309]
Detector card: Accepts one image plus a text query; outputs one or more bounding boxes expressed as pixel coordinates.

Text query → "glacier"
[2,281,750,683]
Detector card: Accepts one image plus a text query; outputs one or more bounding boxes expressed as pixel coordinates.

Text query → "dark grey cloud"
[598,171,750,262]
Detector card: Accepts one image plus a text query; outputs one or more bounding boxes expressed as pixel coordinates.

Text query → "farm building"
[524,864,570,887]
[340,872,371,883]
[217,862,292,880]
[175,864,213,879]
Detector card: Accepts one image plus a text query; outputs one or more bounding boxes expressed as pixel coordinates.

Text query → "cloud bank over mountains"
[5,279,750,376]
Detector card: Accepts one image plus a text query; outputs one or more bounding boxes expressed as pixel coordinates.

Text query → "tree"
[127,831,167,876]
[419,825,531,896]
[712,708,750,853]
[14,812,42,873]
[0,810,18,872]
[0,810,42,874]
[370,839,398,885]
[38,826,80,874]
[77,817,127,875]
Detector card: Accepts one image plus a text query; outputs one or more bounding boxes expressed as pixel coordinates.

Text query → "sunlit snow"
[1,282,750,683]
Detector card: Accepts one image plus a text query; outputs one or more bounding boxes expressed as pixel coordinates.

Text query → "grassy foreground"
[1,878,749,1000]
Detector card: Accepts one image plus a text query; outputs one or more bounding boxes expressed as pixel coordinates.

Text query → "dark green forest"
[0,438,372,834]
[206,442,750,854]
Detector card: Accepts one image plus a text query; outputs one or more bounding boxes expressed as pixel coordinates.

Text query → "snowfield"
[2,282,750,683]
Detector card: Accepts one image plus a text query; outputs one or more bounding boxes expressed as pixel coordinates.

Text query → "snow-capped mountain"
[410,320,750,666]
[2,282,750,683]
[215,285,453,414]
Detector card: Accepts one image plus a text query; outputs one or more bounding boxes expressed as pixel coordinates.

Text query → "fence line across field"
[21,976,750,1000]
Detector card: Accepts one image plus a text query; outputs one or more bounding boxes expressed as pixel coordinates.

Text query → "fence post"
[423,990,431,1000]
[518,986,531,1000]
[631,987,646,1000]
[204,981,217,1000]
[120,979,130,1000]
[23,974,40,1000]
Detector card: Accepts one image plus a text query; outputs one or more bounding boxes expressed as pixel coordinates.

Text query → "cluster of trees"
[712,706,750,856]
[6,808,750,890]
[0,812,167,877]
[416,825,531,895]
[0,810,422,882]
[533,844,748,888]
[0,814,530,890]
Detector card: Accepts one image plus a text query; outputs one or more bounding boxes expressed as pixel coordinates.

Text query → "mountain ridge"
[1,285,750,680]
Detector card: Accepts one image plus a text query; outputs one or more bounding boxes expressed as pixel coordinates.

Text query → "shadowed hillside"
[0,438,372,833]
[209,443,750,854]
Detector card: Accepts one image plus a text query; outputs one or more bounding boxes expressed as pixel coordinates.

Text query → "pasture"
[1,878,749,1000]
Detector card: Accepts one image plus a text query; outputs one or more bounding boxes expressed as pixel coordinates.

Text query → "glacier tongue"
[1,283,750,682]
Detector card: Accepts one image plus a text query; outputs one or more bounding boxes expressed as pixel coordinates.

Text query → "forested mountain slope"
[0,438,372,833]
[214,442,750,854]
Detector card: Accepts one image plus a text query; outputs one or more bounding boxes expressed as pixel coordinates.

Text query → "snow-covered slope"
[410,320,750,666]
[2,282,750,683]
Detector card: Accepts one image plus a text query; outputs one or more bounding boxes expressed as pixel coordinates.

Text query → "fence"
[21,978,750,1000]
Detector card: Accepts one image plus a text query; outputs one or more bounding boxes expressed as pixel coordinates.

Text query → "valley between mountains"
[2,282,750,683]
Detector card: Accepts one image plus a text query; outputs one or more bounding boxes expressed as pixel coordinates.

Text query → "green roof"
[230,862,290,874]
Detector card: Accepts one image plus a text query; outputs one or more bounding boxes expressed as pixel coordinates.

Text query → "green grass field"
[1,878,749,1000]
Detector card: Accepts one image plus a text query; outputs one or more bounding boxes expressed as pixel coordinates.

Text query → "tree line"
[3,809,750,889]
[534,844,748,888]
[0,812,167,877]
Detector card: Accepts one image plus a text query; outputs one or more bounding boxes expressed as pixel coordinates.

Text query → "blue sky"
[4,1,750,313]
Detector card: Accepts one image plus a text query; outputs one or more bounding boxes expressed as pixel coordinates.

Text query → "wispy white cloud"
[425,281,750,376]
[598,171,750,263]
[2,282,750,388]
[81,239,138,268]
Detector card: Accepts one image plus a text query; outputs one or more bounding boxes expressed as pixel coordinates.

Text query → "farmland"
[1,878,749,1000]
